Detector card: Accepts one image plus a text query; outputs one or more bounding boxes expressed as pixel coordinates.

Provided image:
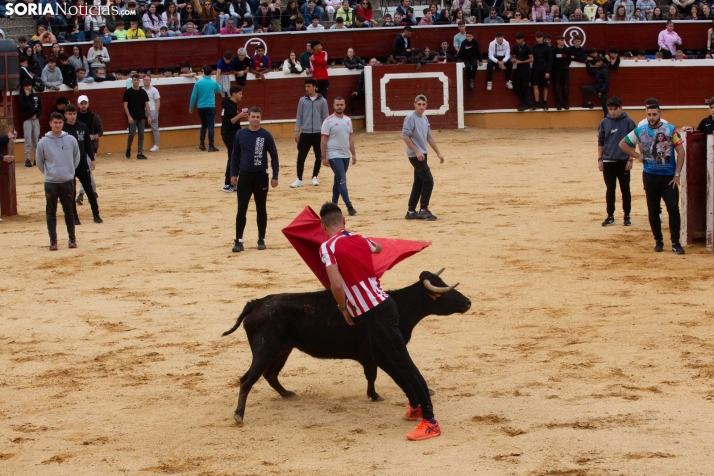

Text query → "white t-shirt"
[142,86,161,113]
[321,114,353,159]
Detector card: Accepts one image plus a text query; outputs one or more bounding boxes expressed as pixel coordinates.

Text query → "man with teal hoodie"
[36,112,81,251]
[189,65,223,152]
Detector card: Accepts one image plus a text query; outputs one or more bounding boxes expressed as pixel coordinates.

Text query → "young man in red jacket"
[309,40,329,100]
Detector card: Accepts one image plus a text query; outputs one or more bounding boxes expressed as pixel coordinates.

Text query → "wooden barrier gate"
[681,131,713,252]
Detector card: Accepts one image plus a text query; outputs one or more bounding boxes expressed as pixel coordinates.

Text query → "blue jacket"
[189,76,222,109]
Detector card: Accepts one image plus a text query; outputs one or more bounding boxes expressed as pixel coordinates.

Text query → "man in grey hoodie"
[41,56,64,92]
[36,112,81,250]
[291,78,329,188]
[597,96,636,227]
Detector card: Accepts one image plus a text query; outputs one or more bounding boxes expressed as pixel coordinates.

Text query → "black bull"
[222,269,472,423]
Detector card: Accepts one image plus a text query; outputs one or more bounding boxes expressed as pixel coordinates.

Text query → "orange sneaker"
[406,419,441,441]
[403,404,422,421]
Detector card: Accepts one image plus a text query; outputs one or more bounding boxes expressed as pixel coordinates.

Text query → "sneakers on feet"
[417,209,437,221]
[25,160,32,167]
[76,192,84,205]
[149,145,159,152]
[654,241,664,252]
[199,144,206,151]
[505,80,513,89]
[208,146,219,152]
[311,176,319,186]
[136,154,148,160]
[672,243,685,255]
[624,215,631,226]
[126,149,131,159]
[404,404,422,421]
[486,81,492,91]
[49,241,58,251]
[406,419,441,441]
[74,216,81,225]
[542,102,549,111]
[68,239,77,249]
[517,104,528,112]
[257,239,266,250]
[583,102,594,109]
[348,207,357,216]
[601,216,615,227]
[222,185,232,193]
[290,179,304,188]
[232,240,244,252]
[468,80,475,90]
[93,213,103,223]
[405,211,420,220]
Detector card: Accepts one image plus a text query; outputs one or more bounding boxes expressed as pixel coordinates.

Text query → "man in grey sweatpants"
[36,112,81,250]
[290,78,329,188]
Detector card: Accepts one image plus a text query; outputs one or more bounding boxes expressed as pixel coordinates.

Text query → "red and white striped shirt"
[320,230,389,317]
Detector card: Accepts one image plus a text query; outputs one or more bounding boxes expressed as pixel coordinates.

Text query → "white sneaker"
[486,81,492,91]
[505,80,513,90]
[311,177,319,186]
[149,145,159,152]
[290,179,304,188]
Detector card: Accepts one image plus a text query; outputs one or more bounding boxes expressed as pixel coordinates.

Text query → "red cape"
[282,206,431,288]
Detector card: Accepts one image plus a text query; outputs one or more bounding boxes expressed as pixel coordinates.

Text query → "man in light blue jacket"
[189,65,223,152]
[36,112,81,250]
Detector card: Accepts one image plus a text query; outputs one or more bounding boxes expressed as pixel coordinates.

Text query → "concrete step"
[0,18,38,41]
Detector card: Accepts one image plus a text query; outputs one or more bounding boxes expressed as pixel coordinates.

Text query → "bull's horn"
[434,268,445,276]
[423,279,459,293]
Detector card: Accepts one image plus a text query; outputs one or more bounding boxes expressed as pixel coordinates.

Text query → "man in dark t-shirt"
[122,74,150,159]
[697,97,714,134]
[235,48,252,86]
[511,31,533,112]
[220,85,249,192]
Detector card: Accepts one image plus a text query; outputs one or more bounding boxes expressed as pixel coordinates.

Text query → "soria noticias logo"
[6,3,120,17]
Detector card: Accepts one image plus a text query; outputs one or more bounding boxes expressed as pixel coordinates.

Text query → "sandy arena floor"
[1,128,713,476]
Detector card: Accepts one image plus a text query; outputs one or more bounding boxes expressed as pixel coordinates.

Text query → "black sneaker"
[93,213,103,223]
[405,211,421,220]
[25,160,32,167]
[232,240,244,252]
[136,154,148,160]
[654,241,664,252]
[208,146,219,152]
[601,216,614,227]
[468,80,474,90]
[348,207,357,216]
[672,243,685,255]
[68,239,77,249]
[74,216,81,225]
[257,239,266,250]
[623,215,631,226]
[531,102,538,111]
[517,104,528,112]
[542,102,548,111]
[199,144,206,151]
[418,209,437,221]
[584,102,594,109]
[49,241,58,251]
[125,149,131,159]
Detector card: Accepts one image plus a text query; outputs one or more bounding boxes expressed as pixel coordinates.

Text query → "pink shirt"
[658,29,682,52]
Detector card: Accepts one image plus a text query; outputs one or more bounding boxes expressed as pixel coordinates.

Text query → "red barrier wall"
[52,22,710,72]
[682,130,709,245]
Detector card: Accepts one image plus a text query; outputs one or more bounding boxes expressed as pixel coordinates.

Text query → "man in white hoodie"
[36,112,81,250]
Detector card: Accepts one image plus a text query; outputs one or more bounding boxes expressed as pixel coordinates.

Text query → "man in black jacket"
[511,31,533,112]
[18,80,41,167]
[393,26,413,60]
[58,53,78,92]
[349,58,378,116]
[63,105,103,224]
[551,35,571,110]
[220,85,249,193]
[76,95,103,205]
[568,35,587,63]
[531,31,552,110]
[456,31,482,91]
[581,56,609,117]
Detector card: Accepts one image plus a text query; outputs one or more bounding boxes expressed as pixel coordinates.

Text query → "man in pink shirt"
[220,18,240,35]
[658,21,682,60]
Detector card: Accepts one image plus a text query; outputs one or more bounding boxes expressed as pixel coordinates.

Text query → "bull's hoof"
[233,413,244,425]
[428,388,436,396]
[370,394,384,402]
[281,390,297,399]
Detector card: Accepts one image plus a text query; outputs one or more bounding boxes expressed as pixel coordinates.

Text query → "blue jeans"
[329,158,352,209]
[197,107,216,146]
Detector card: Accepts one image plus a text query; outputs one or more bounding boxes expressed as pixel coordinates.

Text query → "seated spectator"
[69,46,89,73]
[451,0,472,17]
[419,8,434,25]
[636,0,656,17]
[87,37,110,72]
[708,19,714,56]
[532,0,547,21]
[299,41,312,72]
[114,21,129,40]
[58,53,78,92]
[583,0,597,20]
[221,17,241,33]
[393,25,413,59]
[330,17,347,28]
[428,2,440,21]
[515,0,530,18]
[402,6,417,25]
[200,1,219,34]
[234,48,251,85]
[352,14,371,27]
[686,4,700,20]
[214,0,232,27]
[547,5,568,21]
[301,0,323,24]
[631,7,645,20]
[122,2,143,28]
[336,0,354,26]
[142,4,163,35]
[98,26,114,45]
[701,4,713,21]
[127,20,146,39]
[654,51,664,60]
[614,0,634,18]
[180,61,198,78]
[510,11,528,21]
[658,20,682,59]
[325,0,342,21]
[180,4,201,27]
[395,0,415,24]
[289,16,307,30]
[357,0,378,26]
[282,0,300,29]
[673,50,685,60]
[31,25,57,44]
[77,67,94,83]
[268,0,282,20]
[282,50,303,73]
[437,39,457,62]
[593,6,607,21]
[42,56,63,91]
[434,9,451,24]
[393,12,406,25]
[344,48,365,69]
[485,8,504,22]
[182,21,201,35]
[250,45,271,79]
[157,26,171,37]
[382,13,396,26]
[240,17,255,33]
[666,4,679,19]
[162,68,175,77]
[613,5,628,20]
[230,0,252,24]
[254,2,275,30]
[163,3,182,35]
[569,8,587,21]
[307,16,325,29]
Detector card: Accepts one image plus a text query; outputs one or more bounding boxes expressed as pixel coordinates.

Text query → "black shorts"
[531,70,548,87]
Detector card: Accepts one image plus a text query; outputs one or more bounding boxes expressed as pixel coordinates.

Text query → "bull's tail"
[222,300,260,336]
